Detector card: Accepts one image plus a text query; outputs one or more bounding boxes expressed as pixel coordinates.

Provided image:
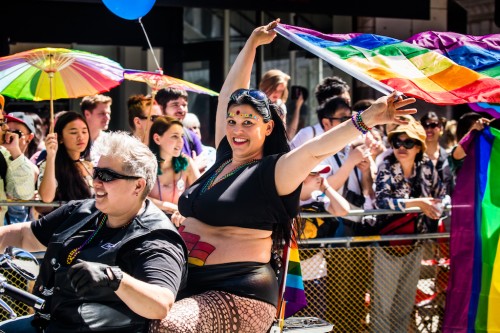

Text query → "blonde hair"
[259,69,290,103]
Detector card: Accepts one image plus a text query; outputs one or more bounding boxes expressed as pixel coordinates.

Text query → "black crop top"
[178,137,301,231]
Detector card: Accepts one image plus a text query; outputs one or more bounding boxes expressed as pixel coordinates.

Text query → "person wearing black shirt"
[0,131,187,333]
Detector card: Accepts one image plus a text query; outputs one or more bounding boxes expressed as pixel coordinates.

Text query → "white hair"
[92,131,157,198]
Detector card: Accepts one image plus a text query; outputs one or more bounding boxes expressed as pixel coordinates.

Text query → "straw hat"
[387,115,427,152]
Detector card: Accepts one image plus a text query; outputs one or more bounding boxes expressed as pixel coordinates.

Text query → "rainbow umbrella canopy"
[0,47,124,131]
[123,69,219,96]
[123,69,219,140]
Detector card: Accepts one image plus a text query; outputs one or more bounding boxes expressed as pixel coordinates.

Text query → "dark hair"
[387,133,424,163]
[352,99,374,113]
[456,112,488,141]
[22,112,43,159]
[148,116,188,174]
[127,94,152,130]
[420,111,447,129]
[53,111,92,201]
[314,76,350,105]
[155,88,188,112]
[227,89,293,247]
[316,96,351,129]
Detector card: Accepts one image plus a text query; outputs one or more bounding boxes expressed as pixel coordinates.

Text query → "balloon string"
[138,17,162,74]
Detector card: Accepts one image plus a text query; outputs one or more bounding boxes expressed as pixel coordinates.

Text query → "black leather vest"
[33,199,187,333]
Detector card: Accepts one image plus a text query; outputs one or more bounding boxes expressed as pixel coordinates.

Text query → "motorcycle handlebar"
[1,281,45,310]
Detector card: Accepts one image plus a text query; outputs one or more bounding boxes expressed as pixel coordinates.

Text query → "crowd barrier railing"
[0,201,452,332]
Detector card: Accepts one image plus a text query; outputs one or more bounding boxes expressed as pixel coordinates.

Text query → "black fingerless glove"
[67,259,123,296]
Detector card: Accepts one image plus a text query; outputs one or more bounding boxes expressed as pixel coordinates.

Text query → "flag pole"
[274,24,394,96]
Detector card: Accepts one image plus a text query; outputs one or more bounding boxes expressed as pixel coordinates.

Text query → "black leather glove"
[67,259,123,296]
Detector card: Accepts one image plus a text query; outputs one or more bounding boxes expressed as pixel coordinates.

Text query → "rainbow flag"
[275,24,500,105]
[443,126,500,332]
[406,31,500,117]
[281,231,308,318]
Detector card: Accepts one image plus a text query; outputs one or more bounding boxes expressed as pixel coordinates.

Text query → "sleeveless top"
[178,137,301,230]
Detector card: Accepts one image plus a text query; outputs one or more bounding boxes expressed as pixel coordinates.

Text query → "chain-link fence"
[0,201,451,333]
[0,268,33,321]
[296,236,449,333]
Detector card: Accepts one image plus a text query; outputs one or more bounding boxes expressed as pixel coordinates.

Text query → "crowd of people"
[0,18,490,333]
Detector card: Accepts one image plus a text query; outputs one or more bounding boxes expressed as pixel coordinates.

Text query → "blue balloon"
[102,0,156,20]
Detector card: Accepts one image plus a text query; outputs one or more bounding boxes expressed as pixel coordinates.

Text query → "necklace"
[200,158,260,194]
[76,159,94,189]
[66,214,107,265]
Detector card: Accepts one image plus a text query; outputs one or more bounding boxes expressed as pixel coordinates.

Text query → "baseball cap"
[5,112,36,134]
[310,164,332,174]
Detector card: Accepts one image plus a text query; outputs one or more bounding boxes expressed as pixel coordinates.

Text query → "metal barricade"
[0,201,451,332]
[296,207,450,333]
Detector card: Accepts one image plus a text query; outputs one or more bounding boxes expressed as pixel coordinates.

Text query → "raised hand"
[44,132,58,158]
[363,92,417,128]
[248,19,280,48]
[1,131,23,159]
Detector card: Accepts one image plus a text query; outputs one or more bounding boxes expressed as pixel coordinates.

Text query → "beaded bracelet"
[322,185,331,196]
[351,110,372,134]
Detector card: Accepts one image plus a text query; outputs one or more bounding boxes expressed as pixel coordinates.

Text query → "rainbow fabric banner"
[275,24,500,105]
[406,31,500,117]
[282,232,308,318]
[443,126,500,332]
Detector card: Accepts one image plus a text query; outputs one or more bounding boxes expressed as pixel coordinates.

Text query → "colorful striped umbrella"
[275,24,500,105]
[0,47,124,131]
[124,69,218,140]
[123,69,219,96]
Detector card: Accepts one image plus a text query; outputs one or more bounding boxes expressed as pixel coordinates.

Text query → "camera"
[291,85,309,101]
[345,189,365,208]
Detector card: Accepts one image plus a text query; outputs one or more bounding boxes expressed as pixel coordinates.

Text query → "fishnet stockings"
[149,290,276,333]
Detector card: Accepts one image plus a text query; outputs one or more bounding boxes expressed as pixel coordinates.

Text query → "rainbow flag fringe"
[444,126,500,332]
[406,31,500,117]
[281,231,307,319]
[275,24,500,106]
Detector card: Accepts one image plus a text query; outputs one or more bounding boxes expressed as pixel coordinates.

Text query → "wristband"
[322,186,331,195]
[106,266,123,291]
[351,111,372,134]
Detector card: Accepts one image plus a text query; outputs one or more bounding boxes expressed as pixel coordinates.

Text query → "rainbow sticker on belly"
[178,226,216,266]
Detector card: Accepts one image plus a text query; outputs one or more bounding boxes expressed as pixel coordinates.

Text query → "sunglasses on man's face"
[392,137,420,150]
[138,115,161,122]
[422,122,441,130]
[326,116,351,123]
[93,167,141,182]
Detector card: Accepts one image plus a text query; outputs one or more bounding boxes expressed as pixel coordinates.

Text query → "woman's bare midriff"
[181,217,273,265]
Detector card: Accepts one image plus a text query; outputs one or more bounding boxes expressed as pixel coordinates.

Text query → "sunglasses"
[93,167,141,182]
[392,137,420,150]
[326,116,351,123]
[230,89,270,108]
[138,115,161,122]
[422,122,441,129]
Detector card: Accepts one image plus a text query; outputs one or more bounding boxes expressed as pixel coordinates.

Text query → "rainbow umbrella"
[123,69,219,97]
[124,69,218,141]
[0,47,124,132]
